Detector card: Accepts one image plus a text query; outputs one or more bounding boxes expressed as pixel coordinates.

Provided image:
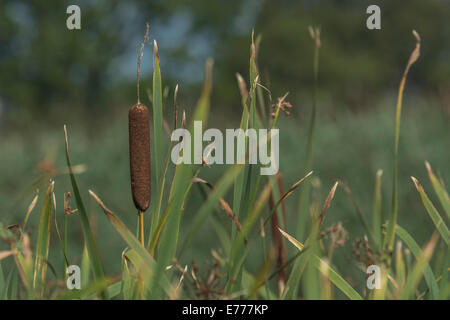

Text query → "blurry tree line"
[0,0,449,122]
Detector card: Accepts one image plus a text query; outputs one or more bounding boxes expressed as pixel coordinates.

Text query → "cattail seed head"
[129,103,151,212]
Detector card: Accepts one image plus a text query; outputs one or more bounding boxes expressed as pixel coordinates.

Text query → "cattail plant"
[129,24,151,246]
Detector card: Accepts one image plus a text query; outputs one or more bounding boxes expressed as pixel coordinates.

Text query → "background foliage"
[0,0,449,298]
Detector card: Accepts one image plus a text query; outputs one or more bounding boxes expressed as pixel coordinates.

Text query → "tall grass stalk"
[383,30,421,264]
[296,26,320,241]
[149,39,165,243]
[64,125,107,299]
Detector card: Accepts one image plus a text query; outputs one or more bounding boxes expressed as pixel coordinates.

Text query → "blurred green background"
[0,0,449,292]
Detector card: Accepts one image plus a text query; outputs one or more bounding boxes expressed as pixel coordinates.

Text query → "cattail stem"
[129,25,152,215]
[139,211,145,247]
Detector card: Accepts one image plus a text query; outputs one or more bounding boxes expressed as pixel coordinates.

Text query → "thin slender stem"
[139,211,145,247]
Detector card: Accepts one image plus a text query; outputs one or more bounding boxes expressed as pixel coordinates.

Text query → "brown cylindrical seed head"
[129,103,151,212]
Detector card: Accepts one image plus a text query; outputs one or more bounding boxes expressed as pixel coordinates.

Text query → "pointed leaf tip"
[424,161,432,172]
[154,40,158,57]
[411,176,420,189]
[88,190,112,217]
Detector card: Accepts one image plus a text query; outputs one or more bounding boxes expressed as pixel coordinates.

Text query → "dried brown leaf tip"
[272,92,293,117]
[236,73,248,99]
[0,250,17,260]
[201,158,211,168]
[282,171,313,201]
[251,29,256,59]
[191,177,244,234]
[88,190,113,216]
[410,176,421,191]
[319,181,339,226]
[201,145,214,168]
[401,30,421,81]
[181,110,186,130]
[254,33,262,63]
[408,30,421,68]
[153,39,159,58]
[308,26,321,48]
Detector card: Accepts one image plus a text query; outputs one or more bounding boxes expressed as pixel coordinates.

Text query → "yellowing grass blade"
[384,30,421,261]
[425,161,450,220]
[372,170,383,248]
[395,225,439,299]
[64,125,106,298]
[33,180,54,297]
[58,276,117,300]
[400,233,438,299]
[227,181,273,293]
[296,26,321,241]
[280,227,362,300]
[89,190,174,297]
[247,248,275,299]
[0,250,16,261]
[263,171,314,226]
[395,241,406,289]
[23,191,39,230]
[154,60,214,294]
[411,177,449,245]
[341,182,377,247]
[181,165,244,251]
[278,228,304,251]
[318,181,339,225]
[191,59,214,125]
[150,40,165,239]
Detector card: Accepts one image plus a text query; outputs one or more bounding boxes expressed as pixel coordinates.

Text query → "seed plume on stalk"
[129,24,151,246]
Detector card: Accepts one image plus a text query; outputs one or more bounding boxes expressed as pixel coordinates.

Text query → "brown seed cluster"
[190,260,224,299]
[129,103,151,212]
[351,236,380,266]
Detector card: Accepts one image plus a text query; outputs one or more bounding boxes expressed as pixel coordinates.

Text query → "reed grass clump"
[0,26,447,301]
